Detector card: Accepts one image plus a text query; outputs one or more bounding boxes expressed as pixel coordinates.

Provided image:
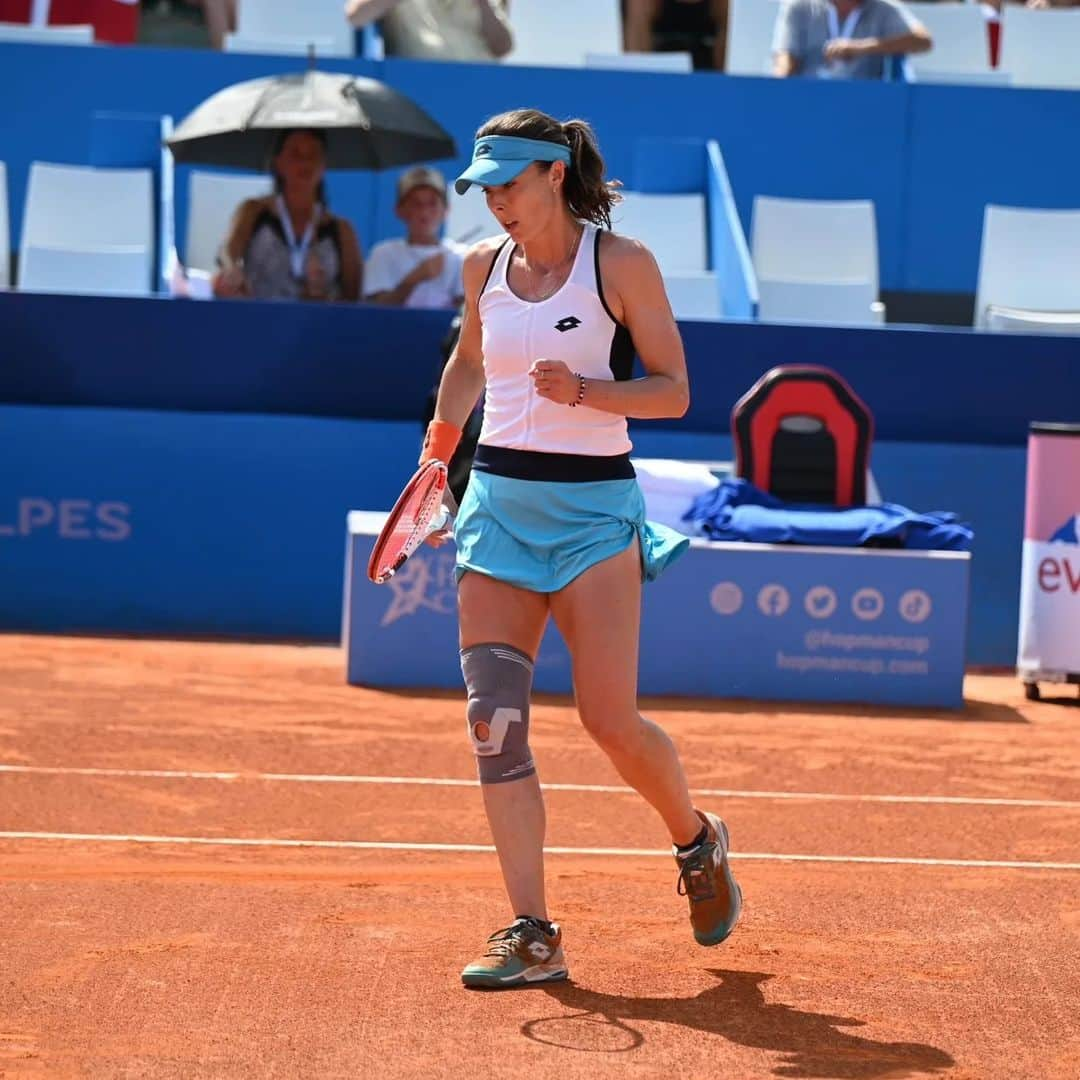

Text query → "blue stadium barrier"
[357,22,384,60]
[903,83,1080,293]
[0,404,1025,667]
[4,292,1077,447]
[159,115,176,293]
[5,41,1080,294]
[0,405,418,639]
[346,516,970,707]
[706,141,758,320]
[630,136,707,193]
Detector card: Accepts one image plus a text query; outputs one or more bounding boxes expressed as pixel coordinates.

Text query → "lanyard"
[276,196,320,280]
[826,2,863,40]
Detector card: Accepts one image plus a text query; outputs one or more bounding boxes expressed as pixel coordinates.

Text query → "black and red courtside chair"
[732,365,874,507]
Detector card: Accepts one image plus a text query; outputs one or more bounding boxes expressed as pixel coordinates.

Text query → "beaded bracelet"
[568,373,586,408]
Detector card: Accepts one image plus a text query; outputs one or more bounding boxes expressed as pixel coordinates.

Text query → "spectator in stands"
[364,167,465,309]
[344,0,513,61]
[772,0,932,79]
[185,0,236,50]
[212,129,362,303]
[1024,0,1080,7]
[623,0,729,71]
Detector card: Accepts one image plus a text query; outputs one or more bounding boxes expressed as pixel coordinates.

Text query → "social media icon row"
[709,582,931,623]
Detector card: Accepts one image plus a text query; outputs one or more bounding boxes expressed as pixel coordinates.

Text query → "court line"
[1,764,1076,810]
[1,831,1078,871]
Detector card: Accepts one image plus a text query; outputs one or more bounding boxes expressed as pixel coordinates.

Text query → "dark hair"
[269,128,329,206]
[476,109,621,229]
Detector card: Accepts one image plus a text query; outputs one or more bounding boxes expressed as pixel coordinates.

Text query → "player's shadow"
[521,969,954,1078]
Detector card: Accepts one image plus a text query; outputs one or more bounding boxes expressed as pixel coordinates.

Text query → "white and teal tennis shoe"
[461,917,568,989]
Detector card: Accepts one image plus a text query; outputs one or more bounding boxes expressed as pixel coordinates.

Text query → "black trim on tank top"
[473,444,635,483]
[479,237,510,298]
[593,228,635,382]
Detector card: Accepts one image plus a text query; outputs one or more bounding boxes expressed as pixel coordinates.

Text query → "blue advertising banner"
[0,406,421,637]
[345,515,970,708]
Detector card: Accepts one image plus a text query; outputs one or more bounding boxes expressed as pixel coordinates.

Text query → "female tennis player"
[421,109,741,989]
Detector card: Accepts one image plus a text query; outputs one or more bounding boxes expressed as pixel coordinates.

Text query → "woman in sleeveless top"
[213,129,362,303]
[419,109,742,989]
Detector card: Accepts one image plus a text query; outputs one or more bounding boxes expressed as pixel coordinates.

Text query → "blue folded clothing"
[684,479,973,551]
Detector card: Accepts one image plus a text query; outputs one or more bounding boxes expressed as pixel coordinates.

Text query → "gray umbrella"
[167,70,456,170]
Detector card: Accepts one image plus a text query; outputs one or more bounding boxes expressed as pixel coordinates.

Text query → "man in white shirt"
[364,167,466,310]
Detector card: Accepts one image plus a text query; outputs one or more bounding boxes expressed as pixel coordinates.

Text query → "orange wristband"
[419,419,462,465]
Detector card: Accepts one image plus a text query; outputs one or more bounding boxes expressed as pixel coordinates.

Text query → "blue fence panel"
[904,83,1080,294]
[1,43,385,270]
[0,405,419,638]
[3,292,1080,446]
[0,405,1026,665]
[706,76,910,292]
[706,141,758,319]
[6,42,1080,293]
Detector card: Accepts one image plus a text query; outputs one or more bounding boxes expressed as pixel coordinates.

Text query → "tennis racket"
[367,460,451,585]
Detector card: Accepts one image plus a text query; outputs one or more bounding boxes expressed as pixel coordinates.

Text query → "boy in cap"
[364,166,465,309]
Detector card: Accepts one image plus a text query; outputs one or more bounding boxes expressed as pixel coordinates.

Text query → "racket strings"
[369,463,448,583]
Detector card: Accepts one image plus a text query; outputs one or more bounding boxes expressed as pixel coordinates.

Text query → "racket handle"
[427,506,451,535]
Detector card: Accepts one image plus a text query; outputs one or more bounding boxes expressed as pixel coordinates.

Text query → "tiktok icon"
[899,589,932,624]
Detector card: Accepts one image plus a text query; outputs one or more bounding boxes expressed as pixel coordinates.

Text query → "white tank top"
[477,223,634,457]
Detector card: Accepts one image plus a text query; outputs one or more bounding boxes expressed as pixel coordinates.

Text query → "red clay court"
[2,634,1078,1079]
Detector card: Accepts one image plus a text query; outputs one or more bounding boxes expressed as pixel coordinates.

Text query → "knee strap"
[460,643,536,785]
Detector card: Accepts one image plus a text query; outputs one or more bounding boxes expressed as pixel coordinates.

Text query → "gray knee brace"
[460,643,536,784]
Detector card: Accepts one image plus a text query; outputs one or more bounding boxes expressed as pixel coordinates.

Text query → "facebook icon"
[757,584,790,616]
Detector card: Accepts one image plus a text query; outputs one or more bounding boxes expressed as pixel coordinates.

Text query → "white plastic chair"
[584,51,692,73]
[751,196,880,294]
[0,22,94,44]
[665,272,721,320]
[225,33,338,56]
[19,244,152,296]
[446,191,500,246]
[18,162,154,296]
[185,171,270,273]
[507,0,621,66]
[227,0,353,57]
[611,192,707,275]
[907,68,1011,87]
[726,0,781,76]
[999,7,1080,90]
[975,205,1080,329]
[757,279,885,326]
[0,161,9,289]
[985,306,1080,337]
[905,2,998,84]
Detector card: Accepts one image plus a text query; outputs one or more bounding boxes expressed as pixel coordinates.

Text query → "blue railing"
[706,141,758,320]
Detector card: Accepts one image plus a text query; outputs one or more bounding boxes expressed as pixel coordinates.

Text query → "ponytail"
[559,119,621,230]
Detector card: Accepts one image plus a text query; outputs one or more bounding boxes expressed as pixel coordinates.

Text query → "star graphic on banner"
[380,554,456,626]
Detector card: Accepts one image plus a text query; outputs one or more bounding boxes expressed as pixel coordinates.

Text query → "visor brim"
[454,156,532,195]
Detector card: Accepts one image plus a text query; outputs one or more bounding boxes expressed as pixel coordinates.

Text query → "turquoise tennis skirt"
[453,469,690,593]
